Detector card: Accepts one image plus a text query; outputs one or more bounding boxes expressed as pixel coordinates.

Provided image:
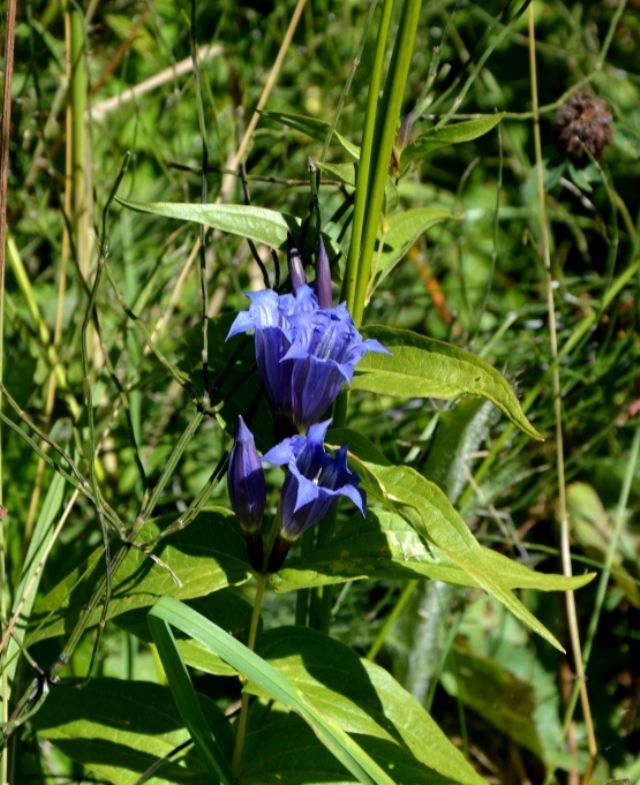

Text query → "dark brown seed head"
[554,92,613,158]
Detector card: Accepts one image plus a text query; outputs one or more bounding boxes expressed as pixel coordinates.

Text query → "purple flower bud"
[227,286,389,431]
[227,416,266,533]
[314,237,332,309]
[264,420,365,549]
[287,233,306,292]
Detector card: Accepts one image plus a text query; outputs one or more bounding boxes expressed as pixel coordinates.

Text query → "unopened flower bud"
[227,416,266,533]
[287,233,306,292]
[315,237,332,309]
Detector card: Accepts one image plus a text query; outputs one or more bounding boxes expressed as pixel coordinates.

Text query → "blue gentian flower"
[227,285,388,431]
[227,416,266,534]
[263,420,365,542]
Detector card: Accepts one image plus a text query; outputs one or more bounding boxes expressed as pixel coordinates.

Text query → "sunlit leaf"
[148,598,398,785]
[118,199,297,248]
[261,111,360,158]
[347,458,594,650]
[29,509,251,643]
[32,678,229,785]
[255,627,488,785]
[374,208,454,288]
[270,507,595,597]
[352,326,542,440]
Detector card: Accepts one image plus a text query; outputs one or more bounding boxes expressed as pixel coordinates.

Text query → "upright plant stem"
[527,4,597,776]
[0,0,17,780]
[352,0,422,328]
[231,573,267,776]
[343,0,394,316]
[317,0,422,632]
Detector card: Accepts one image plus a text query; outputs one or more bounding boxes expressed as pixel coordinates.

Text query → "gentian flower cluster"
[226,236,388,572]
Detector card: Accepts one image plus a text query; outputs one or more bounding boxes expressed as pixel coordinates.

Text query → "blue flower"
[263,420,365,542]
[227,416,266,534]
[227,285,388,431]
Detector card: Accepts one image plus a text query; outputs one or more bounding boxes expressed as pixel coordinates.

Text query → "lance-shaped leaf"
[404,113,505,160]
[373,207,455,289]
[351,325,541,440]
[118,199,297,248]
[347,457,594,651]
[31,677,230,785]
[269,507,595,596]
[253,626,489,785]
[148,597,398,785]
[261,110,360,158]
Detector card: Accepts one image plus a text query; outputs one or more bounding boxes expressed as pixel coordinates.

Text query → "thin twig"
[527,5,597,778]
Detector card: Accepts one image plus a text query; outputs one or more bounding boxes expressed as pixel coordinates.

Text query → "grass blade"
[148,611,234,785]
[148,596,399,785]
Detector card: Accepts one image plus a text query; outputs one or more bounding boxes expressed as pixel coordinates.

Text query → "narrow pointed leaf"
[374,208,454,287]
[255,627,488,785]
[148,613,234,784]
[118,199,297,248]
[148,597,397,785]
[269,508,595,596]
[261,111,360,158]
[348,458,593,650]
[351,326,542,440]
[405,114,505,160]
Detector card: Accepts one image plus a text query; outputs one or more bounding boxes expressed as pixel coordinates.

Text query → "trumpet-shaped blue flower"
[263,420,365,541]
[227,416,266,534]
[227,285,388,430]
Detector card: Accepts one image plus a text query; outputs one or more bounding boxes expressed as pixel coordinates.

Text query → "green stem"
[367,580,417,660]
[315,0,422,633]
[231,573,267,776]
[342,0,394,315]
[352,0,422,327]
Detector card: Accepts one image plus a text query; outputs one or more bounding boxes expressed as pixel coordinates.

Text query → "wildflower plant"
[8,2,629,785]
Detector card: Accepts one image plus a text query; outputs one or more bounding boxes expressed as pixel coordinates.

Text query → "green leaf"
[148,598,398,785]
[148,612,234,784]
[351,326,542,440]
[117,590,255,676]
[316,161,398,213]
[270,507,595,595]
[317,161,358,187]
[349,458,593,650]
[261,111,360,158]
[5,469,66,686]
[405,114,505,160]
[28,509,251,644]
[31,678,229,785]
[374,208,454,288]
[567,482,640,607]
[118,199,298,248]
[255,627,488,785]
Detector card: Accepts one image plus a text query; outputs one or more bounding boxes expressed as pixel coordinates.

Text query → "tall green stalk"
[344,0,423,329]
[315,0,423,632]
[342,0,394,316]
